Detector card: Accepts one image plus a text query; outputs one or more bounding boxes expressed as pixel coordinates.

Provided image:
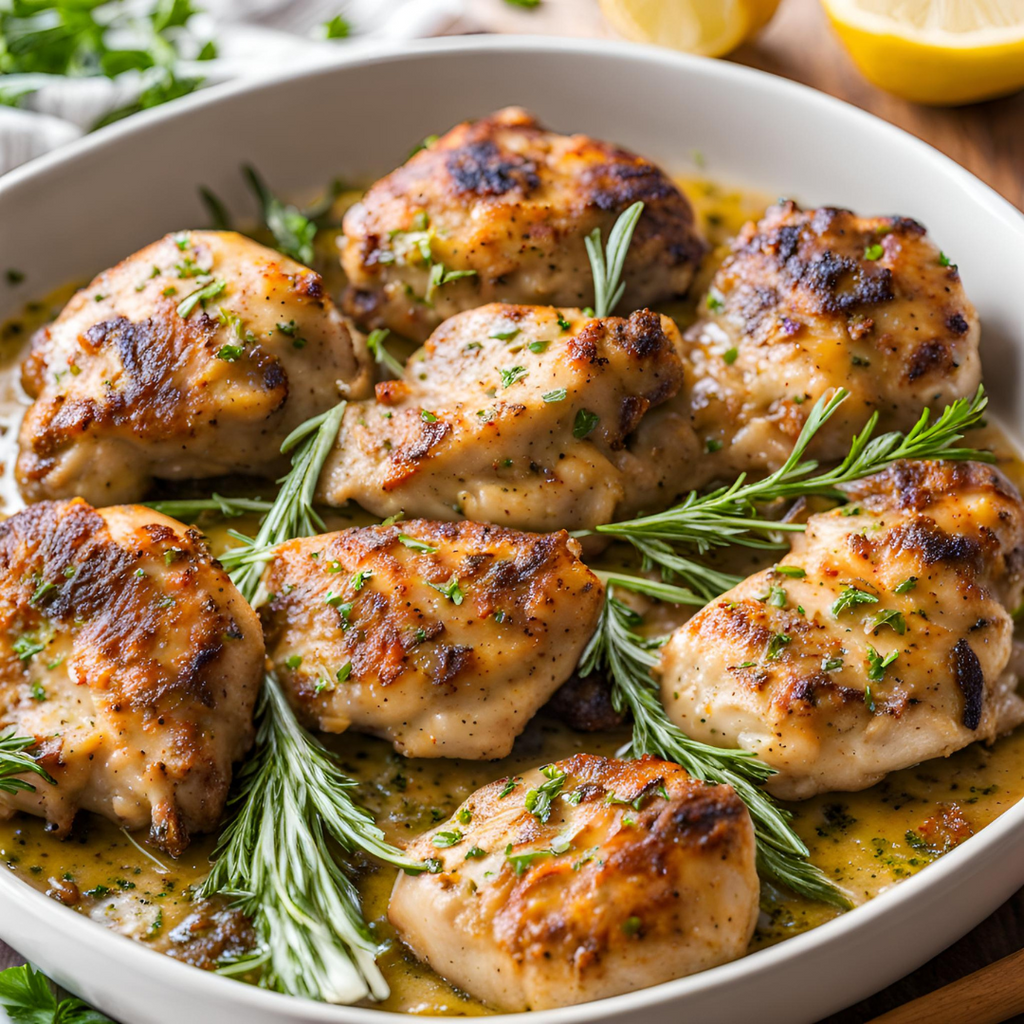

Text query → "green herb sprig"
[594,386,991,588]
[579,590,850,908]
[585,201,645,317]
[147,494,273,521]
[0,729,55,795]
[198,399,423,1003]
[0,962,113,1023]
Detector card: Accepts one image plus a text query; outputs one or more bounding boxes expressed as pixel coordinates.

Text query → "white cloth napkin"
[0,0,466,176]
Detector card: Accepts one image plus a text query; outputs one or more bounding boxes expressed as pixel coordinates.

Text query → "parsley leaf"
[426,573,465,605]
[524,764,567,824]
[831,586,878,616]
[573,408,599,439]
[866,645,899,682]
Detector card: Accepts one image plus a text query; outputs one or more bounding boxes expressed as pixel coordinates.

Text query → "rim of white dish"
[1,33,1024,1023]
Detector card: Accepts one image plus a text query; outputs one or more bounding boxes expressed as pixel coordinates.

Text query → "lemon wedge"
[598,0,781,57]
[823,0,1024,105]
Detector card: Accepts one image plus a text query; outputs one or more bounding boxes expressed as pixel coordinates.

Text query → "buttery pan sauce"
[0,179,1022,1016]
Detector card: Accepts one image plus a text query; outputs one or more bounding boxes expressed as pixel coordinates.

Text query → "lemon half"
[598,0,782,57]
[823,0,1024,105]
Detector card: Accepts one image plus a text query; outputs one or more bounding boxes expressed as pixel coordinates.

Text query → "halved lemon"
[598,0,782,57]
[823,0,1024,105]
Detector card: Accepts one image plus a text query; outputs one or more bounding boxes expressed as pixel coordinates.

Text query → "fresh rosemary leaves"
[198,399,421,1003]
[585,201,645,317]
[579,589,850,908]
[0,729,54,796]
[594,385,991,592]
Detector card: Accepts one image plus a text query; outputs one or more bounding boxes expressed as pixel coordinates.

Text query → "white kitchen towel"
[0,0,466,176]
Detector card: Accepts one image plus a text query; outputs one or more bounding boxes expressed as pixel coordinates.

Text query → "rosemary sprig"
[366,328,405,378]
[200,398,422,1004]
[219,402,346,604]
[579,589,850,908]
[0,729,54,795]
[147,494,273,521]
[596,386,991,581]
[200,677,419,1003]
[586,201,645,317]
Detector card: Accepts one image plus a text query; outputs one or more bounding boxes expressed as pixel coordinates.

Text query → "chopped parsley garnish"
[13,634,45,661]
[775,565,806,578]
[722,347,738,364]
[894,576,918,594]
[465,846,487,859]
[706,289,725,313]
[498,776,520,798]
[323,13,350,37]
[573,408,599,439]
[864,684,876,713]
[351,569,372,591]
[286,655,302,671]
[556,313,571,332]
[621,916,642,936]
[524,764,567,824]
[871,609,906,635]
[499,365,528,389]
[863,243,884,261]
[432,829,463,848]
[176,279,226,318]
[398,534,437,553]
[866,645,899,682]
[490,328,520,342]
[938,252,956,269]
[427,573,465,605]
[504,846,551,876]
[425,263,476,302]
[542,388,567,403]
[336,663,353,684]
[831,586,878,616]
[29,577,55,605]
[766,633,791,660]
[822,655,844,672]
[217,344,244,361]
[759,584,787,608]
[705,438,723,453]
[528,340,550,353]
[29,682,46,702]
[420,409,437,423]
[457,807,473,825]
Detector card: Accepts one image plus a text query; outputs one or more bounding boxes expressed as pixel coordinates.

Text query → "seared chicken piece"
[18,230,372,506]
[389,753,758,1011]
[0,499,263,853]
[635,202,981,495]
[318,304,688,532]
[659,460,1024,800]
[340,107,704,342]
[259,520,603,758]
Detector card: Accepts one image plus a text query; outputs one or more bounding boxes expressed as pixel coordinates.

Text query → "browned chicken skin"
[659,461,1024,799]
[633,202,981,500]
[259,520,604,758]
[18,230,372,506]
[0,500,264,853]
[389,754,759,1011]
[340,107,705,342]
[317,303,687,532]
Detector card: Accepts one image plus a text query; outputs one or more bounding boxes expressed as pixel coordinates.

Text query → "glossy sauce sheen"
[0,178,1022,1016]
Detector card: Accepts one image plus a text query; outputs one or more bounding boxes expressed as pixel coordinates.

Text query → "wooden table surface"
[2,0,1023,1020]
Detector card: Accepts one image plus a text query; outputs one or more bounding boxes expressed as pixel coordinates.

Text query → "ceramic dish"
[1,35,1023,1024]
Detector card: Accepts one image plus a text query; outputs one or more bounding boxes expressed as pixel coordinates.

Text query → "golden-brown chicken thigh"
[340,107,705,342]
[259,520,603,758]
[317,303,689,532]
[659,460,1024,799]
[0,499,263,854]
[634,202,981,497]
[18,230,372,506]
[388,753,759,1011]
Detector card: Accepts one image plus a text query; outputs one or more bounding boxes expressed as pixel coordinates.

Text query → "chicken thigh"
[0,499,264,854]
[659,460,1024,799]
[317,304,690,532]
[18,230,372,506]
[389,753,758,1011]
[632,202,981,497]
[340,107,705,341]
[259,520,603,758]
